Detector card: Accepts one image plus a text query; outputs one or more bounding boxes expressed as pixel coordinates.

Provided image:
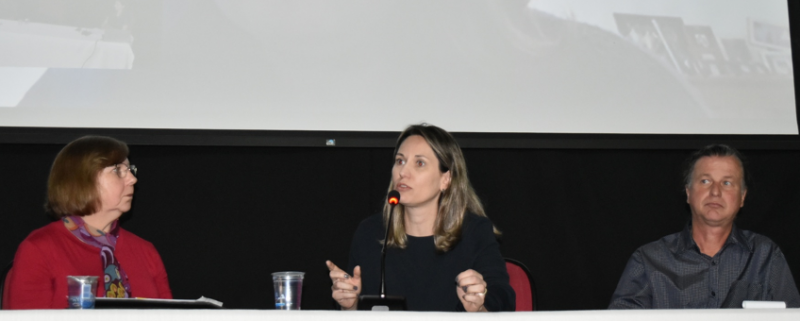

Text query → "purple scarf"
[64,216,131,298]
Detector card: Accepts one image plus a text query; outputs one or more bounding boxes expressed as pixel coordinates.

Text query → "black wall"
[2,143,799,310]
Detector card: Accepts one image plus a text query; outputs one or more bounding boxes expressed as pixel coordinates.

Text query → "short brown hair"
[683,144,748,192]
[46,136,129,217]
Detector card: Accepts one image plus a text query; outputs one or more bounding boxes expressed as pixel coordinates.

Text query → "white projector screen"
[0,0,796,134]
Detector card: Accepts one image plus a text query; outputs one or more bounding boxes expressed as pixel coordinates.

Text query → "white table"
[0,309,798,321]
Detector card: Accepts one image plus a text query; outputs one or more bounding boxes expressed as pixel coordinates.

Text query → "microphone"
[380,190,400,297]
[358,190,407,311]
[387,190,400,206]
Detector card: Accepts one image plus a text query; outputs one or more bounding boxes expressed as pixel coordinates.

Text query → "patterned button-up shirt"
[609,224,800,308]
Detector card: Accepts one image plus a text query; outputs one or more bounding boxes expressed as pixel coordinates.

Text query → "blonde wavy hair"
[382,124,499,252]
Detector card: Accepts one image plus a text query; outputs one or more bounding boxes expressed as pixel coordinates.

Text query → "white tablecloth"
[0,308,798,321]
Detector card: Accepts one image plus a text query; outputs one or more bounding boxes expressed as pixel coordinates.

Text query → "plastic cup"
[272,271,304,310]
[67,276,98,309]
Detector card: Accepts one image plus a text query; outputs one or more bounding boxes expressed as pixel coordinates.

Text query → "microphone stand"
[379,202,394,298]
[358,191,407,311]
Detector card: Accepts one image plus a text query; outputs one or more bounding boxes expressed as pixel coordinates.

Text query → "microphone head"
[387,190,400,205]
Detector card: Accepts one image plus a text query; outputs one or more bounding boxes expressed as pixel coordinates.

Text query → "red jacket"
[8,221,172,309]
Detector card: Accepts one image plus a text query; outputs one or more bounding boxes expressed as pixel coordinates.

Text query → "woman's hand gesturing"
[326,260,362,310]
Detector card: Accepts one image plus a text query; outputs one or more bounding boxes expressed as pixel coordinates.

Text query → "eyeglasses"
[112,163,137,178]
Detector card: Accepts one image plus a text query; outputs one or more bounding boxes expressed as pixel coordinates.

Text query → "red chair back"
[505,258,535,311]
[1,266,11,310]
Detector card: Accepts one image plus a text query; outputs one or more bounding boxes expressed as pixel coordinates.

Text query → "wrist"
[341,300,358,310]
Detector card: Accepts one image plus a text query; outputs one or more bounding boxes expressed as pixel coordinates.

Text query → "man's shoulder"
[635,228,783,258]
[736,228,782,253]
[635,230,684,258]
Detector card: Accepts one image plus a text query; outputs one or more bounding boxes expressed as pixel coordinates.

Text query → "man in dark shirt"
[609,144,800,309]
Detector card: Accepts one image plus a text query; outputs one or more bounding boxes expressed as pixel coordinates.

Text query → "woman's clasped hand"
[456,269,488,312]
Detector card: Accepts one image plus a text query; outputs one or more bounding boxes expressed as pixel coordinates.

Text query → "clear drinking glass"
[272,271,305,310]
[67,276,98,309]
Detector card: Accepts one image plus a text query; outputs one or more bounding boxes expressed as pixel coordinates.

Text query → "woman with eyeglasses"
[7,136,172,309]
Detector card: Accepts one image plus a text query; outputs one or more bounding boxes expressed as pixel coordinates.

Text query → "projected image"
[530,0,795,131]
[614,14,698,76]
[0,0,143,107]
[0,0,795,135]
[612,14,793,78]
[0,0,137,69]
[683,25,727,77]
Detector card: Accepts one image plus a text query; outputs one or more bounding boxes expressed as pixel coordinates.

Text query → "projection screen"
[0,0,796,135]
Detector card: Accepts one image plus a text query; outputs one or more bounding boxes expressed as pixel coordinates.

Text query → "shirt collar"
[678,222,753,254]
[727,224,753,253]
